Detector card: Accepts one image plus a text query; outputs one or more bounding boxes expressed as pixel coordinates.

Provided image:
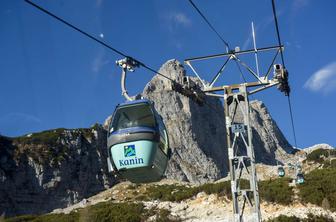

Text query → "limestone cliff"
[141,59,295,183]
[0,125,114,217]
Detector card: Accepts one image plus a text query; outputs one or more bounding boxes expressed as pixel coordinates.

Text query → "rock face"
[0,125,115,217]
[141,59,295,183]
[248,101,294,164]
[143,60,229,184]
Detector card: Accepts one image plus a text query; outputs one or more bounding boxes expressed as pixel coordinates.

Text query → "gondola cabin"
[277,166,285,177]
[296,173,304,184]
[107,99,169,183]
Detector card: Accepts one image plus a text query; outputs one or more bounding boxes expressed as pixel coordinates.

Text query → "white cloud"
[170,12,191,27]
[304,62,336,94]
[164,12,192,32]
[161,12,192,49]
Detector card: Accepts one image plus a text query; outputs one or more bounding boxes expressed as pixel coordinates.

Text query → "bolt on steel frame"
[184,42,289,222]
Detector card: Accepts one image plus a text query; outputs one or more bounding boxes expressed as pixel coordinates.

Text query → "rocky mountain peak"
[141,59,295,183]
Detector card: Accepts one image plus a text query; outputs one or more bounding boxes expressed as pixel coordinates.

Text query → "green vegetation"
[139,178,293,205]
[266,214,333,222]
[14,126,99,146]
[11,126,100,166]
[259,177,293,205]
[321,159,336,169]
[138,181,235,202]
[80,202,145,222]
[154,209,181,222]
[4,202,179,222]
[15,128,66,146]
[13,128,68,166]
[4,212,79,222]
[305,149,336,164]
[265,215,301,222]
[298,168,336,211]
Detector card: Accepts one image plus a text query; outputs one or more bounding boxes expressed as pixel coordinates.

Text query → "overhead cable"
[187,0,230,51]
[25,0,217,107]
[187,0,250,81]
[287,96,298,148]
[271,0,298,148]
[24,0,176,82]
[271,0,285,68]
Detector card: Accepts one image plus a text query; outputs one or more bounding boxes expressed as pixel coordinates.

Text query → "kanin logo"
[119,144,144,167]
[124,145,136,157]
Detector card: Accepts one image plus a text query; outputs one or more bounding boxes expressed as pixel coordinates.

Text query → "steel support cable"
[287,96,298,148]
[271,0,298,148]
[271,0,285,68]
[187,0,230,51]
[25,1,228,118]
[24,0,176,83]
[187,0,253,86]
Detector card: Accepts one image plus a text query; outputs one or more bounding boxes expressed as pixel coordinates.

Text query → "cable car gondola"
[296,173,304,184]
[277,166,285,177]
[107,99,170,183]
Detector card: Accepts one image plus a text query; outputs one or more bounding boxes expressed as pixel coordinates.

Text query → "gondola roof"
[118,99,151,107]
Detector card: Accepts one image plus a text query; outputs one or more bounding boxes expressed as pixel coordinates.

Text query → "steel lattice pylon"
[184,43,290,221]
[224,86,261,222]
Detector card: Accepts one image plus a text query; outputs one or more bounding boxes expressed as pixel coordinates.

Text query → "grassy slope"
[4,168,336,221]
[3,144,336,222]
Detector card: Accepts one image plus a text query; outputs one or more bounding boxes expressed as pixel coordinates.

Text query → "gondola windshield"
[111,103,155,132]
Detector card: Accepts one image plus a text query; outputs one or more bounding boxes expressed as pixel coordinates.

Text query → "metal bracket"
[116,57,140,101]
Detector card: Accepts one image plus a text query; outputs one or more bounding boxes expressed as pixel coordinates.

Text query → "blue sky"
[1,0,335,148]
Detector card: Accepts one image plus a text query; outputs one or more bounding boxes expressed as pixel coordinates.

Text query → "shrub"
[142,184,198,202]
[330,159,336,168]
[155,209,181,222]
[4,212,78,222]
[140,179,253,202]
[306,149,336,163]
[141,181,234,202]
[15,129,66,146]
[304,213,333,222]
[199,181,232,197]
[4,215,37,222]
[85,202,145,222]
[4,202,146,222]
[323,159,336,169]
[298,168,336,211]
[265,214,333,222]
[259,177,293,205]
[11,126,99,166]
[265,215,301,222]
